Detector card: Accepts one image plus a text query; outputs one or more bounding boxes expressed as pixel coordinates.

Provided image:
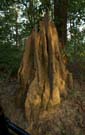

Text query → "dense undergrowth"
[0,44,23,80]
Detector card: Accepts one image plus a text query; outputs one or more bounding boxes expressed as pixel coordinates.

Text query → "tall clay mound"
[18,15,73,135]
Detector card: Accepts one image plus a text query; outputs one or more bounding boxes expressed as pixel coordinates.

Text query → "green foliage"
[66,0,85,63]
[66,30,85,63]
[0,45,23,79]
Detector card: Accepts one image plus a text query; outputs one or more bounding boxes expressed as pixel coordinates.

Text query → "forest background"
[0,0,85,80]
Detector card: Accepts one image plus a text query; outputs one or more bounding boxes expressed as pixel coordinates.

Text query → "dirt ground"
[0,74,85,135]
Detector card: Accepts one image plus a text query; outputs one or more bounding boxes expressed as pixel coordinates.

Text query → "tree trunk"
[17,14,73,135]
[54,0,68,47]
